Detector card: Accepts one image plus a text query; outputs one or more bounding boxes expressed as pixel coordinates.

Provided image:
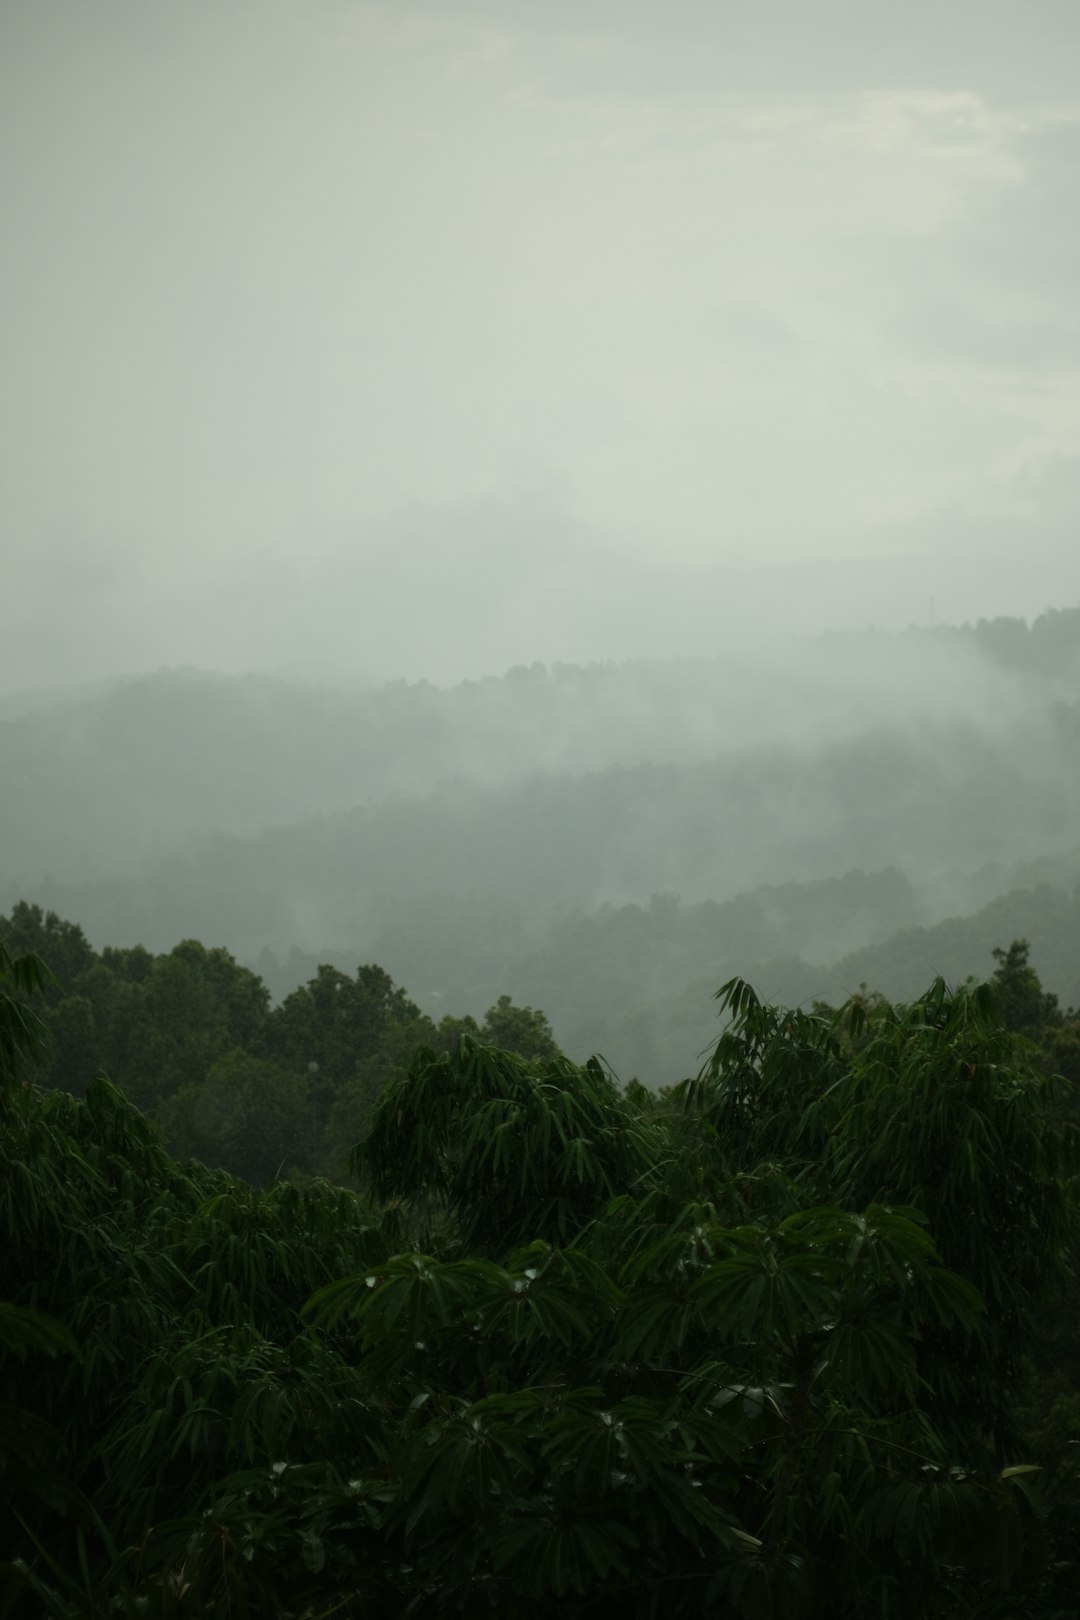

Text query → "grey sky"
[2,0,1078,689]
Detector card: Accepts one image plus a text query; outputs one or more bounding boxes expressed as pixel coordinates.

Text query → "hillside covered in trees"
[7,0,1079,1607]
[2,923,1078,1618]
[6,897,1079,1189]
[3,611,1080,1080]
[4,610,1080,1612]
[0,901,560,1188]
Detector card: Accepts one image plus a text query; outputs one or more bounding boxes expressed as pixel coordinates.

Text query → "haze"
[3,0,1079,691]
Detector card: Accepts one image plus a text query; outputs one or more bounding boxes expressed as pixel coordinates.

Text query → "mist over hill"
[3,608,1079,1080]
[5,610,1078,877]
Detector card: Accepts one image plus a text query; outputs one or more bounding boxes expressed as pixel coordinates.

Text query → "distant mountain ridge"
[3,609,1078,1081]
[4,609,1079,888]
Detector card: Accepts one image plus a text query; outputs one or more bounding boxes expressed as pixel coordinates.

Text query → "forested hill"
[21,708,1078,953]
[6,892,1080,1185]
[0,899,563,1189]
[3,609,1079,1085]
[4,608,1079,887]
[6,863,1080,1096]
[4,923,1079,1617]
[613,875,1080,1086]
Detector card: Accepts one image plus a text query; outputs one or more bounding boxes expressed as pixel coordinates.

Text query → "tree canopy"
[2,924,1079,1616]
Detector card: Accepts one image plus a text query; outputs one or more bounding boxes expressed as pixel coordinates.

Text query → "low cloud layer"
[2,1,1078,691]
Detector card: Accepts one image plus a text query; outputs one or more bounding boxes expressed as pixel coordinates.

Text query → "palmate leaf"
[490,1245,622,1350]
[691,1244,836,1345]
[614,1205,742,1286]
[348,1254,507,1343]
[820,1318,920,1400]
[395,1397,538,1534]
[540,1393,698,1499]
[483,1277,594,1352]
[783,1203,935,1260]
[545,1409,623,1497]
[306,1245,620,1375]
[358,1034,663,1253]
[864,1470,983,1561]
[614,1281,696,1361]
[226,1361,368,1466]
[914,1259,985,1330]
[113,1457,384,1620]
[304,1257,428,1334]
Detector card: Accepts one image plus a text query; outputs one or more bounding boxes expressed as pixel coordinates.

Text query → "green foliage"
[1,1060,392,1616]
[679,973,1079,1453]
[3,902,580,1188]
[5,927,272,1112]
[357,1036,661,1251]
[154,1049,315,1187]
[479,994,561,1061]
[0,903,95,995]
[991,939,1062,1040]
[264,961,422,1086]
[0,937,54,1091]
[2,922,1078,1616]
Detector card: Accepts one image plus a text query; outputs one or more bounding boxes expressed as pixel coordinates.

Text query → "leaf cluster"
[2,936,1078,1617]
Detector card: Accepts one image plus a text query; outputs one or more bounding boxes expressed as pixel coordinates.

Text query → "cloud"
[2,1,1079,693]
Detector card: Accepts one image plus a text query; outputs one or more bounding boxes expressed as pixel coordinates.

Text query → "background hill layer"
[4,610,1079,1080]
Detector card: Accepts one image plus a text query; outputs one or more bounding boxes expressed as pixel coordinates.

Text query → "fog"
[3,1,1079,691]
[2,3,1080,1079]
[4,617,1080,1083]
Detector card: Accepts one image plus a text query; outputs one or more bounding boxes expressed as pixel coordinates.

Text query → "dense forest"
[2,922,1079,1616]
[4,900,1080,1187]
[3,608,1080,1613]
[0,902,561,1188]
[7,0,1079,1606]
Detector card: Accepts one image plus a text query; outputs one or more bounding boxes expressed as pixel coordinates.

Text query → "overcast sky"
[2,0,1078,690]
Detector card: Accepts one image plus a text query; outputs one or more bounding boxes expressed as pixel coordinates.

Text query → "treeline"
[0,901,558,1186]
[6,614,1080,1098]
[8,861,1080,1130]
[14,709,1080,967]
[5,609,1080,899]
[2,929,1079,1616]
[922,604,1080,674]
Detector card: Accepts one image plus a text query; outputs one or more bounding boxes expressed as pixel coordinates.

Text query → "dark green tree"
[264,963,433,1167]
[0,937,54,1090]
[358,1035,659,1252]
[265,963,424,1085]
[480,993,561,1061]
[0,902,94,999]
[155,1048,315,1187]
[991,938,1062,1040]
[4,926,1077,1618]
[677,973,1078,1456]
